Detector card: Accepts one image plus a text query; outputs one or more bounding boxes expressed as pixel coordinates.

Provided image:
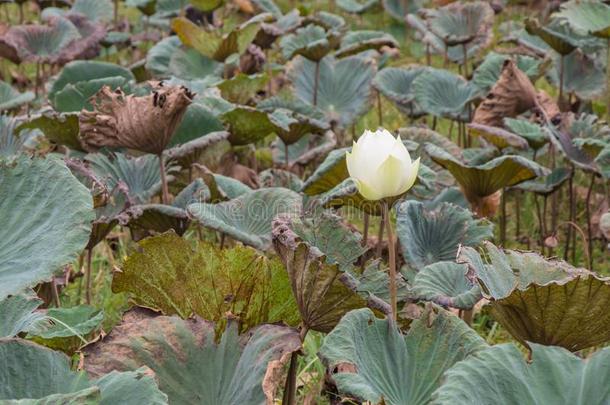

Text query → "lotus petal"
[433,343,610,404]
[459,241,610,351]
[0,157,93,300]
[318,306,486,405]
[412,68,479,121]
[373,66,427,118]
[412,262,482,309]
[288,55,376,128]
[0,339,167,404]
[0,81,33,112]
[272,211,381,332]
[79,82,193,154]
[188,188,301,250]
[84,307,300,404]
[396,200,492,270]
[425,143,549,216]
[112,232,299,328]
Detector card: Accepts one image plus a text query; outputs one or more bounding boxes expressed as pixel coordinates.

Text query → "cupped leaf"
[383,0,423,20]
[168,105,226,148]
[411,262,482,309]
[27,305,103,353]
[301,147,348,195]
[217,72,268,105]
[524,18,585,55]
[165,130,230,170]
[202,172,253,201]
[0,157,93,300]
[318,306,487,405]
[1,116,41,158]
[433,343,610,404]
[556,0,610,38]
[425,143,549,216]
[467,122,529,150]
[503,118,547,150]
[335,30,398,58]
[0,81,33,112]
[272,212,378,333]
[412,68,478,121]
[288,55,376,128]
[84,308,300,405]
[0,292,47,338]
[513,167,571,195]
[424,1,494,47]
[0,339,167,404]
[220,105,278,146]
[546,50,606,101]
[263,105,330,146]
[459,241,610,351]
[188,188,302,250]
[373,66,426,118]
[280,24,332,61]
[396,200,493,270]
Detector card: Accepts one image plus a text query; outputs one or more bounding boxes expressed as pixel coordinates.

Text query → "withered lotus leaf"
[79,82,193,155]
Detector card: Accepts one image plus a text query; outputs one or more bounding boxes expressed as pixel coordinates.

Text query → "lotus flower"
[346,128,420,200]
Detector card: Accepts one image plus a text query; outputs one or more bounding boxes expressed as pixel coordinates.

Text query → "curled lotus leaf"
[412,68,479,121]
[503,118,547,150]
[280,24,333,61]
[467,122,529,150]
[423,1,494,47]
[0,81,33,112]
[188,188,302,250]
[0,338,167,404]
[513,167,571,195]
[336,0,379,14]
[256,9,302,49]
[84,307,301,404]
[79,82,193,154]
[165,130,230,169]
[220,105,278,146]
[288,55,376,128]
[458,241,610,351]
[0,157,93,300]
[396,200,493,270]
[472,51,547,94]
[171,15,264,62]
[318,306,487,405]
[524,18,584,55]
[17,110,83,151]
[112,233,299,328]
[373,66,427,119]
[433,343,610,404]
[425,143,549,217]
[201,172,253,201]
[335,30,398,58]
[27,305,104,354]
[546,50,606,101]
[411,262,482,309]
[0,292,48,338]
[272,211,383,332]
[217,73,269,105]
[556,0,610,38]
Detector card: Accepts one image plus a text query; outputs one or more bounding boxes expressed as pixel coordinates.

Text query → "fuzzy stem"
[158,154,170,204]
[85,248,93,305]
[383,201,397,321]
[585,173,596,270]
[313,60,320,107]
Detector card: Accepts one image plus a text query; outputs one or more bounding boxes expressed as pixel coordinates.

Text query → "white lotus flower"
[346,128,420,201]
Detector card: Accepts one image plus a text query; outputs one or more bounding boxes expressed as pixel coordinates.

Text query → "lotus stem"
[361,212,370,270]
[557,221,591,270]
[284,142,289,167]
[51,279,61,308]
[542,195,548,254]
[585,173,596,270]
[515,190,521,239]
[383,201,398,321]
[606,38,610,120]
[462,43,468,78]
[19,2,23,24]
[376,210,385,258]
[282,325,308,405]
[500,189,506,245]
[85,248,93,305]
[534,194,543,248]
[460,309,473,325]
[34,61,40,98]
[558,54,565,109]
[313,60,320,106]
[114,0,119,26]
[158,154,170,205]
[425,44,431,66]
[377,90,383,127]
[564,171,574,261]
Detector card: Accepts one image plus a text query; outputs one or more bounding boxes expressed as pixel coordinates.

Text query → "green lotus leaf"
[252,0,282,17]
[126,0,157,16]
[318,306,486,405]
[398,126,462,162]
[27,305,103,353]
[171,15,263,62]
[190,0,223,12]
[503,118,547,150]
[383,0,423,20]
[126,179,209,237]
[335,30,398,58]
[168,104,226,148]
[513,167,571,195]
[433,343,610,404]
[0,339,167,404]
[524,18,586,55]
[596,145,610,179]
[0,292,48,338]
[17,111,82,151]
[425,143,549,215]
[0,157,93,300]
[318,178,386,215]
[305,11,346,33]
[354,260,410,304]
[467,123,529,150]
[188,188,302,250]
[42,0,115,22]
[256,9,302,48]
[52,75,133,113]
[301,147,349,195]
[459,241,610,351]
[280,24,332,61]
[272,211,376,332]
[0,81,34,112]
[84,307,300,404]
[556,0,610,38]
[413,68,478,121]
[220,105,278,146]
[396,200,493,270]
[425,1,494,47]
[167,48,222,81]
[411,261,482,309]
[472,52,547,93]
[546,50,606,100]
[113,232,299,329]
[1,116,40,158]
[272,131,337,167]
[145,36,182,77]
[288,55,376,128]
[373,66,426,118]
[337,0,378,14]
[86,153,169,204]
[217,73,269,104]
[165,130,229,171]
[258,168,304,191]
